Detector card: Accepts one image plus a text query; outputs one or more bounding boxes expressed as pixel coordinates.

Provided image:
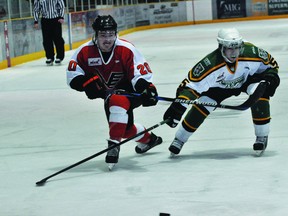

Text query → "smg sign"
[217,0,247,19]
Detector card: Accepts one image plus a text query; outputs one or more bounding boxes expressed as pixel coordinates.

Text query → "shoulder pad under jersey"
[239,42,270,63]
[188,49,225,82]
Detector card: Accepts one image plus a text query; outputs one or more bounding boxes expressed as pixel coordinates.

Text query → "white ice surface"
[1,19,288,216]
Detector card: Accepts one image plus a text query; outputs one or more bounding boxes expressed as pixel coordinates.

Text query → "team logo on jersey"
[88,58,102,66]
[258,48,268,61]
[216,72,225,83]
[193,63,205,77]
[252,46,256,54]
[220,75,245,89]
[203,58,211,66]
[98,71,124,89]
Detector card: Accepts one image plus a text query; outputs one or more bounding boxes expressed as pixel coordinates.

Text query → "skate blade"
[136,142,161,154]
[255,150,265,157]
[108,163,116,171]
[169,153,177,158]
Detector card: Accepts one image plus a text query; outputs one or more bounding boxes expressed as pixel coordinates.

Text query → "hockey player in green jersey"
[163,28,280,156]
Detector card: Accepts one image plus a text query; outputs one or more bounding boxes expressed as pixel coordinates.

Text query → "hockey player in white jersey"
[163,28,280,156]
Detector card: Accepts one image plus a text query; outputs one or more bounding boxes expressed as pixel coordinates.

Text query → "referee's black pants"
[41,18,65,61]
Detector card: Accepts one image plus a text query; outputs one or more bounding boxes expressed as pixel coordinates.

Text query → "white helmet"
[217,28,243,63]
[217,28,243,48]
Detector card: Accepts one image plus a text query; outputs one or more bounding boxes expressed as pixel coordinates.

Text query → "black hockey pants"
[41,18,65,61]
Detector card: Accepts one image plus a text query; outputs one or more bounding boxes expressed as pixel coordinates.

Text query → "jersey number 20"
[137,62,152,75]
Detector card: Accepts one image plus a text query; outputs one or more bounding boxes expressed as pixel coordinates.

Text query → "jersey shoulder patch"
[240,42,269,62]
[189,49,225,82]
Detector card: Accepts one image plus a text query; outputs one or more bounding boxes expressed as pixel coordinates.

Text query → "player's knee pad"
[109,106,127,114]
[109,94,130,111]
[109,97,129,123]
[251,98,270,125]
[182,100,210,133]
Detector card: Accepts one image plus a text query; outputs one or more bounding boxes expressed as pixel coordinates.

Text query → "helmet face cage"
[92,15,117,36]
[218,38,243,49]
[217,28,243,63]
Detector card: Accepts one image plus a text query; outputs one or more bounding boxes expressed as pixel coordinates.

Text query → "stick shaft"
[36,119,169,185]
[120,82,267,111]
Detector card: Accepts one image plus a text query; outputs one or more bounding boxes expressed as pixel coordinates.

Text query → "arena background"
[1,0,288,69]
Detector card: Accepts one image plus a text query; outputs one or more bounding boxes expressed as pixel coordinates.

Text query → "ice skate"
[45,59,53,66]
[253,136,268,157]
[105,139,120,170]
[108,163,116,171]
[169,138,184,157]
[135,133,163,154]
[54,58,62,65]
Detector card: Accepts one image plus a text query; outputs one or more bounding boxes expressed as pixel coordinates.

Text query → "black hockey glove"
[141,83,158,107]
[83,75,105,99]
[163,102,187,128]
[134,78,158,107]
[263,73,280,97]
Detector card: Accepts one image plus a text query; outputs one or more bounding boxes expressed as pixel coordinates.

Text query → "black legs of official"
[41,18,65,61]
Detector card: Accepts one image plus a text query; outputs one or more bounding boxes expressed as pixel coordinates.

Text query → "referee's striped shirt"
[33,0,65,24]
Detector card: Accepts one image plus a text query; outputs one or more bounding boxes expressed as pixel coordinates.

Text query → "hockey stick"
[35,119,170,186]
[118,81,268,111]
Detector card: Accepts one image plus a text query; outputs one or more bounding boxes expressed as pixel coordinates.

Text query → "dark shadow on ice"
[162,148,277,161]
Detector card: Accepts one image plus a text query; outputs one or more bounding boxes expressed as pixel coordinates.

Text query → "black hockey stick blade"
[36,179,48,186]
[225,81,268,110]
[35,119,169,186]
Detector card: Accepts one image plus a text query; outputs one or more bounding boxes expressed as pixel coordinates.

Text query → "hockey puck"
[159,213,170,216]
